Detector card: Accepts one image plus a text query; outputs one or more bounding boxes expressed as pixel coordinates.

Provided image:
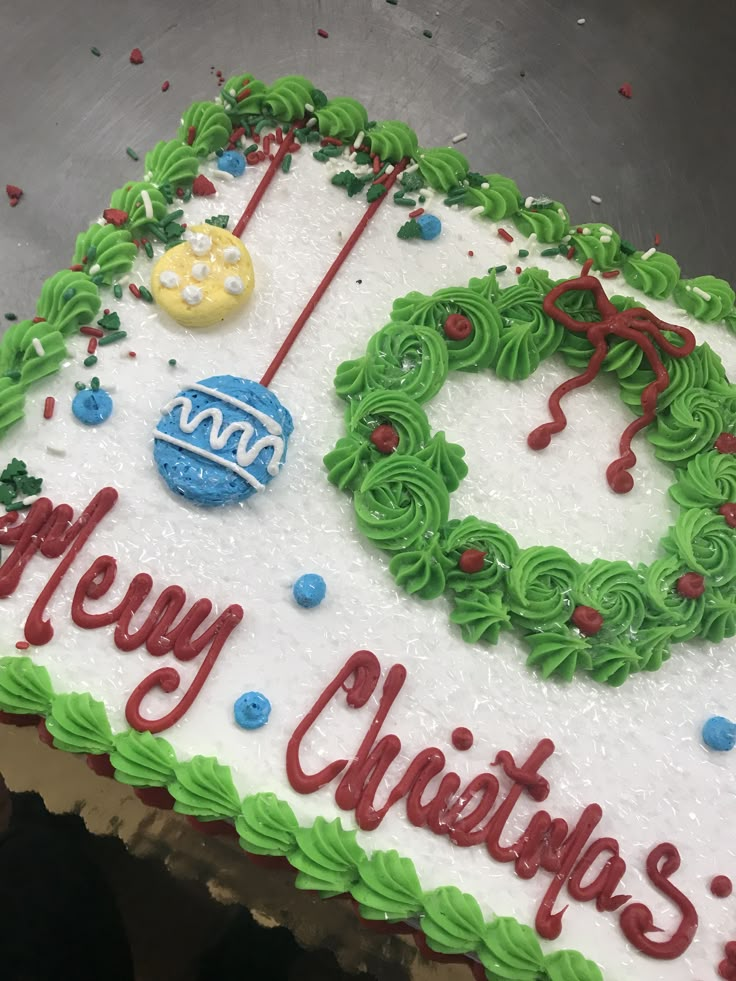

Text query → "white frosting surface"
[1,147,735,980]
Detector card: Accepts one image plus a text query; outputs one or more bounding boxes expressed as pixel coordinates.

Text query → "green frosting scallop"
[444,517,519,595]
[568,223,622,271]
[334,321,450,404]
[0,656,54,715]
[0,378,26,435]
[421,886,486,956]
[670,451,736,509]
[462,174,521,220]
[346,388,431,456]
[315,97,368,141]
[589,639,642,687]
[416,146,469,193]
[574,560,646,635]
[661,508,736,587]
[262,74,315,121]
[354,455,449,552]
[352,849,424,920]
[495,321,543,379]
[324,436,373,492]
[649,387,736,464]
[478,916,545,981]
[389,537,452,599]
[0,318,68,390]
[169,755,242,820]
[701,587,736,642]
[46,692,115,755]
[513,200,569,243]
[36,270,100,336]
[525,629,593,682]
[545,949,604,981]
[236,793,298,857]
[449,589,511,644]
[220,72,267,117]
[674,274,736,323]
[633,624,676,672]
[291,817,365,897]
[726,309,736,335]
[109,181,168,231]
[144,139,199,187]
[109,730,177,788]
[415,432,468,491]
[178,101,231,156]
[73,223,137,284]
[506,546,580,629]
[391,286,502,371]
[641,557,705,642]
[365,120,418,163]
[622,250,680,299]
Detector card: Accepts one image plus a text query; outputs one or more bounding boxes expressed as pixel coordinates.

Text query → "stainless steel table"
[1,0,734,325]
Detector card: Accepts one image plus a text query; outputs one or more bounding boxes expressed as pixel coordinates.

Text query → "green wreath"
[324,267,736,686]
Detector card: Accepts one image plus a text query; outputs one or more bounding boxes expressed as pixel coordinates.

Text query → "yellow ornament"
[150,224,254,327]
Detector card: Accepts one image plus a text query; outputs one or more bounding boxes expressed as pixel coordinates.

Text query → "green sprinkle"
[84,355,98,368]
[165,223,185,242]
[281,153,292,174]
[205,214,229,228]
[149,223,168,242]
[138,285,153,302]
[168,358,177,367]
[75,381,86,391]
[494,264,508,273]
[164,209,184,225]
[397,219,422,240]
[183,187,192,203]
[244,143,258,154]
[98,330,127,346]
[620,239,636,256]
[126,147,139,161]
[62,287,76,301]
[312,150,328,162]
[144,240,154,259]
[541,247,560,257]
[312,89,328,110]
[90,46,101,56]
[86,245,97,261]
[518,249,529,258]
[90,376,100,391]
[4,370,21,381]
[366,183,387,203]
[354,151,372,165]
[306,130,321,143]
[394,196,416,206]
[5,500,29,512]
[418,194,426,203]
[4,313,17,321]
[97,312,121,331]
[386,0,398,5]
[558,243,569,255]
[113,284,123,299]
[423,29,433,38]
[92,274,104,287]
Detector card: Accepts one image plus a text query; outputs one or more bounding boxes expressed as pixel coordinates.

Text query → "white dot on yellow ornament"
[151,224,254,327]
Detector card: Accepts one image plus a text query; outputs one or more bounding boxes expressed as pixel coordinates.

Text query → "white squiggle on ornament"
[154,383,285,491]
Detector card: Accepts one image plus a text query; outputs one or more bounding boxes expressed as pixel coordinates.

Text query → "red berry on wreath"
[715,432,736,454]
[370,424,399,454]
[458,549,486,573]
[571,605,604,636]
[677,572,705,599]
[444,313,473,341]
[719,503,736,528]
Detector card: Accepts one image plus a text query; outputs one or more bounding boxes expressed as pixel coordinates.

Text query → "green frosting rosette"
[169,755,242,820]
[506,546,580,629]
[513,199,569,243]
[351,849,424,920]
[0,657,54,716]
[574,560,646,635]
[416,146,469,192]
[525,629,593,682]
[262,74,314,121]
[568,223,622,271]
[674,274,736,323]
[109,181,167,231]
[144,139,199,187]
[315,97,368,141]
[444,516,519,594]
[46,692,115,755]
[670,451,736,509]
[36,269,100,336]
[493,279,565,379]
[72,223,137,284]
[236,792,298,856]
[345,388,431,456]
[642,556,705,642]
[478,916,546,980]
[290,816,365,897]
[662,507,736,587]
[463,174,521,220]
[622,249,680,299]
[178,101,231,156]
[620,342,728,417]
[220,72,267,117]
[421,886,486,956]
[365,120,418,162]
[649,387,736,464]
[110,729,177,788]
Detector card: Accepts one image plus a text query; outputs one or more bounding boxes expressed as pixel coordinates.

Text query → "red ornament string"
[528,259,696,494]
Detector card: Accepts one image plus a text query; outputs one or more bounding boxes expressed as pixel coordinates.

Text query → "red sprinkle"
[43,396,55,420]
[129,47,144,65]
[444,314,473,341]
[275,127,283,144]
[161,80,170,92]
[515,265,522,275]
[128,351,137,358]
[102,208,128,226]
[498,228,514,243]
[408,208,425,219]
[257,150,267,162]
[654,232,661,247]
[87,337,98,355]
[69,263,85,272]
[15,640,29,651]
[566,246,576,260]
[186,125,196,146]
[321,136,343,146]
[263,134,272,156]
[246,151,261,166]
[467,250,474,257]
[602,269,621,279]
[176,187,185,198]
[451,727,474,751]
[6,183,23,204]
[252,131,260,144]
[32,317,45,324]
[372,155,381,174]
[288,142,301,153]
[80,326,104,338]
[129,283,142,299]
[192,174,217,196]
[618,82,633,99]
[317,28,329,37]
[236,87,252,102]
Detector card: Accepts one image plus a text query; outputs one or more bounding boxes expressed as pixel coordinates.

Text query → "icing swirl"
[262,75,315,121]
[346,389,431,456]
[73,224,136,284]
[415,432,468,491]
[351,849,424,920]
[574,560,646,635]
[421,886,486,955]
[109,181,167,230]
[569,224,622,271]
[478,916,545,979]
[674,275,735,323]
[220,72,267,117]
[0,656,54,715]
[144,139,199,187]
[235,792,298,856]
[642,557,705,642]
[365,121,418,162]
[544,949,604,981]
[496,281,564,363]
[620,343,728,416]
[449,589,511,644]
[670,451,736,509]
[506,546,580,629]
[444,516,519,594]
[417,147,469,192]
[589,639,641,686]
[462,174,521,220]
[649,387,736,463]
[110,729,177,788]
[178,102,231,156]
[315,97,368,141]
[169,755,242,820]
[46,692,115,755]
[513,201,569,243]
[525,629,593,682]
[0,318,68,390]
[291,816,366,897]
[36,270,100,336]
[662,508,736,586]
[622,250,680,299]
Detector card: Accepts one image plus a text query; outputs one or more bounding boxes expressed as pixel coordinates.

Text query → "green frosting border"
[0,656,603,981]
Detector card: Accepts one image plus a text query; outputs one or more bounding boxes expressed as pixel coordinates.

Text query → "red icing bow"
[528,260,696,494]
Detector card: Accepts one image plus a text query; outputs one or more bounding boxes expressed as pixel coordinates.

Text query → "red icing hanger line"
[231,124,299,238]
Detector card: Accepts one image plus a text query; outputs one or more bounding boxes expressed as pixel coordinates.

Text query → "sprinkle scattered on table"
[452,132,468,144]
[423,29,433,38]
[126,147,139,161]
[590,194,602,205]
[129,47,144,65]
[618,82,632,98]
[6,184,23,207]
[161,80,170,92]
[577,17,586,25]
[317,28,329,38]
[90,46,101,57]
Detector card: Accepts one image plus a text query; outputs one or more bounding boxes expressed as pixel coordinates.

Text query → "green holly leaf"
[366,183,387,203]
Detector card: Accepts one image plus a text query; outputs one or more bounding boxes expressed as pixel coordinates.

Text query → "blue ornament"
[703,716,736,752]
[234,691,271,730]
[293,573,327,609]
[153,375,293,507]
[72,387,114,425]
[217,150,246,178]
[416,213,442,240]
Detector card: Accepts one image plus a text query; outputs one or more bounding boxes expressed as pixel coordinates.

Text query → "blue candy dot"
[416,213,442,240]
[234,691,271,730]
[72,387,114,426]
[217,150,246,177]
[293,573,326,609]
[703,716,736,752]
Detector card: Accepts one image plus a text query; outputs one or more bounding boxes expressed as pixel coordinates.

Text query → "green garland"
[0,655,603,981]
[326,267,736,686]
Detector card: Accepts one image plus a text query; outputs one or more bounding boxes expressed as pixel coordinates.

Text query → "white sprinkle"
[32,338,45,357]
[306,117,318,128]
[46,445,67,457]
[685,285,692,291]
[524,196,534,209]
[528,232,538,245]
[452,132,468,144]
[590,194,602,204]
[229,88,237,96]
[304,102,314,113]
[404,162,420,174]
[562,234,572,242]
[141,189,153,219]
[211,169,234,182]
[577,17,586,25]
[582,227,592,235]
[640,247,657,261]
[599,225,614,235]
[22,495,40,507]
[117,275,130,287]
[191,262,210,281]
[353,130,364,150]
[223,246,240,264]
[224,275,244,295]
[557,208,565,217]
[188,232,212,256]
[480,181,490,190]
[468,205,485,218]
[600,235,612,244]
[88,263,101,276]
[385,163,394,175]
[239,135,246,147]
[159,270,180,289]
[693,286,712,301]
[181,285,203,306]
